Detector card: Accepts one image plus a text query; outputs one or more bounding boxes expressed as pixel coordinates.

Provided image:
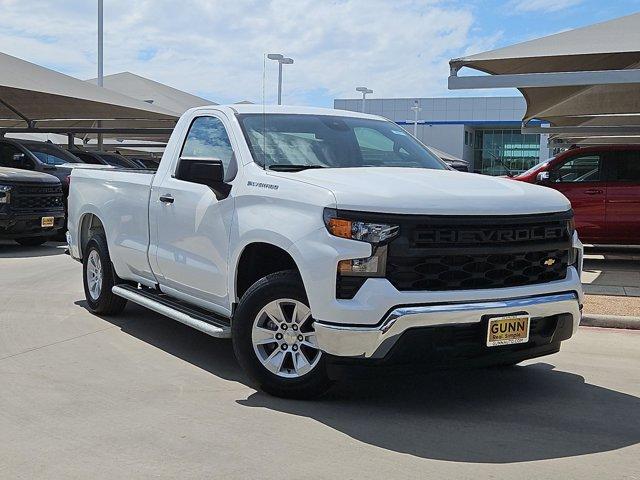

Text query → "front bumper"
[0,211,65,238]
[314,292,580,359]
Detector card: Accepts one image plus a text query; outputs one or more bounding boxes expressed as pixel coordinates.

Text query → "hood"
[0,167,61,184]
[282,167,571,215]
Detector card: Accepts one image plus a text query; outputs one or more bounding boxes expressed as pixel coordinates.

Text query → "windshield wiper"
[267,164,327,172]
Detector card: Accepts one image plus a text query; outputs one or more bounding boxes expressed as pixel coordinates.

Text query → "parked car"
[0,138,84,194]
[1,139,113,239]
[513,145,640,245]
[0,167,65,245]
[67,105,583,399]
[69,149,143,169]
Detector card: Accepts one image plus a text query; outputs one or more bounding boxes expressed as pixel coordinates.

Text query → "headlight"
[0,185,11,204]
[324,208,399,279]
[323,208,399,244]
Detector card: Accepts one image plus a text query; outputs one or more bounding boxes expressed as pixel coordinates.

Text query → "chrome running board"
[112,285,231,339]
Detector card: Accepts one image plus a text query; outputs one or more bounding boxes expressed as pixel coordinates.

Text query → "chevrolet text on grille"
[415,226,565,244]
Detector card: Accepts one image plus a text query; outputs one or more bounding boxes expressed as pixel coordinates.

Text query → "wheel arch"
[78,211,106,260]
[233,241,302,303]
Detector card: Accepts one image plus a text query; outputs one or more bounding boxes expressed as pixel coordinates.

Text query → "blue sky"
[0,0,638,106]
[469,1,640,54]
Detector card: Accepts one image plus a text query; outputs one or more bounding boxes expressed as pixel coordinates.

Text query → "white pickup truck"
[67,105,584,398]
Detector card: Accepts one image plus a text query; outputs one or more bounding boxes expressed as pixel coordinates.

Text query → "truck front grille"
[385,211,573,292]
[12,183,64,211]
[386,249,568,291]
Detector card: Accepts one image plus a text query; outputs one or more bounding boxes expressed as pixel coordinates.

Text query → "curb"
[580,314,640,330]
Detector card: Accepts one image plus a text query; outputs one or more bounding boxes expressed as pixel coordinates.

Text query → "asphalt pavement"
[0,242,638,479]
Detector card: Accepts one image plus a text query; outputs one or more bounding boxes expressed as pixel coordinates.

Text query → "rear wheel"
[232,271,332,399]
[15,237,49,246]
[82,234,127,315]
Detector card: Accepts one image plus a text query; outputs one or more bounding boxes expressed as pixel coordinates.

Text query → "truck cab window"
[552,155,601,183]
[181,116,234,175]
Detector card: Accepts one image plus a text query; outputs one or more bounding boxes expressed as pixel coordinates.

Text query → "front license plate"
[487,314,530,347]
[41,216,54,228]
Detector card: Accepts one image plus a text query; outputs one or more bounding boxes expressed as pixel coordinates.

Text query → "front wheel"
[232,271,332,399]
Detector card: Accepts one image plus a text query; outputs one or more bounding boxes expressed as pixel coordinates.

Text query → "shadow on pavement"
[76,300,640,464]
[0,241,67,258]
[75,300,246,383]
[240,363,640,463]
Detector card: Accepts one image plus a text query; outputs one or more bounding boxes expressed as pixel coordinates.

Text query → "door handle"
[584,189,603,195]
[159,194,174,204]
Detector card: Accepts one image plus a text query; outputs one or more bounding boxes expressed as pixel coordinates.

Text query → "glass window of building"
[472,129,541,176]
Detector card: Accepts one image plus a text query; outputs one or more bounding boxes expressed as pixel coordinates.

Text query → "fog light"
[338,246,387,277]
[339,256,380,275]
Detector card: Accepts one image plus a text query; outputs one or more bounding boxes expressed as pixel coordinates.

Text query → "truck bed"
[68,168,157,285]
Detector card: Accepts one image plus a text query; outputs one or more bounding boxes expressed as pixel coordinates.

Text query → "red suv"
[513,145,640,245]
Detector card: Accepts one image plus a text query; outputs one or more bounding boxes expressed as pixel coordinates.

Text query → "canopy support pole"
[67,133,75,149]
[97,0,104,150]
[0,98,35,128]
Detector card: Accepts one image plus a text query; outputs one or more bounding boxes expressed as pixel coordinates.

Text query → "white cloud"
[508,0,583,13]
[0,0,498,105]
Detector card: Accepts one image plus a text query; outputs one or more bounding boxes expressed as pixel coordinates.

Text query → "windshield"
[238,114,447,170]
[27,144,82,166]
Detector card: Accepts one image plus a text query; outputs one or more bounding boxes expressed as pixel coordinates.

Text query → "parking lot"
[0,242,638,479]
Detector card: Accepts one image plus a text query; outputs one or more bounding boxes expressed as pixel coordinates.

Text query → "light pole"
[356,87,373,113]
[267,54,294,105]
[411,100,422,137]
[97,0,104,149]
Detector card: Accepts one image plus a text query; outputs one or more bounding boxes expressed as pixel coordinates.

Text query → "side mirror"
[12,153,34,170]
[536,171,550,184]
[176,156,230,199]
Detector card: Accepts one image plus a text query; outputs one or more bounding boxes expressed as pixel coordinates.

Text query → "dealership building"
[334,96,551,175]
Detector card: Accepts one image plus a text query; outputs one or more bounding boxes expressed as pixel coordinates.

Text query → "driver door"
[549,153,606,242]
[151,114,237,314]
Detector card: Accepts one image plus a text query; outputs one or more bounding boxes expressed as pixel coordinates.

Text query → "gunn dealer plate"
[487,314,530,347]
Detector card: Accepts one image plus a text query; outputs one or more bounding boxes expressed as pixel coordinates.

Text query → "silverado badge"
[543,258,556,266]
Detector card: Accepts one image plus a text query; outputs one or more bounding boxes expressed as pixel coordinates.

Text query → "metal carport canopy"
[86,72,216,115]
[448,13,640,142]
[0,51,177,136]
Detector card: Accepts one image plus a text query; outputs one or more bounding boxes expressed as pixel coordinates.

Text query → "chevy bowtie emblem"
[544,258,556,266]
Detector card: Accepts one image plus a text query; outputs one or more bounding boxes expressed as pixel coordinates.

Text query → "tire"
[82,233,127,316]
[15,236,49,246]
[232,270,332,399]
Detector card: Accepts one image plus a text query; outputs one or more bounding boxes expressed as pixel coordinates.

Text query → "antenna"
[262,54,267,170]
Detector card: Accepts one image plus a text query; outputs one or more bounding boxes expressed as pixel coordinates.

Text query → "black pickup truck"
[0,167,65,246]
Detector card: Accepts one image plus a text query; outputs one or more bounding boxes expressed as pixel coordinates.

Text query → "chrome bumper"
[313,292,581,359]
